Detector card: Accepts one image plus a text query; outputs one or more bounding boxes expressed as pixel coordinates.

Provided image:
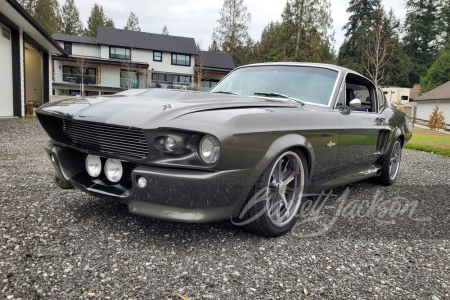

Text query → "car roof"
[237,62,372,84]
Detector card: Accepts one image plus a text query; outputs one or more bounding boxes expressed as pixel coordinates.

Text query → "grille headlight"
[104,159,123,182]
[165,137,177,152]
[85,154,102,177]
[199,135,220,164]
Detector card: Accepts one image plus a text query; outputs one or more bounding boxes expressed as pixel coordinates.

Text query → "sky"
[60,0,408,51]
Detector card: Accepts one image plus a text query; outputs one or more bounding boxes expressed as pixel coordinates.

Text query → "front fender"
[254,134,314,180]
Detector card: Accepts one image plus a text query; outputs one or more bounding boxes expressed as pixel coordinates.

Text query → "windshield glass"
[209,65,339,106]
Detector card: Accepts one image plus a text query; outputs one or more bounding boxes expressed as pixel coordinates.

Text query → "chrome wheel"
[389,141,401,180]
[266,151,305,227]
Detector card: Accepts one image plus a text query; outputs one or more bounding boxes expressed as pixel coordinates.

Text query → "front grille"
[59,119,149,159]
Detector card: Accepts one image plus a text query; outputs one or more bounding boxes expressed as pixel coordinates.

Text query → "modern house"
[195,50,235,91]
[411,81,450,129]
[52,27,203,96]
[0,0,65,117]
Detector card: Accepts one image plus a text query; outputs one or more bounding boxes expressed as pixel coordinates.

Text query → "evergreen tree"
[104,18,114,28]
[34,0,62,35]
[284,0,334,62]
[403,0,442,84]
[439,0,450,48]
[85,4,114,37]
[383,8,414,87]
[162,25,169,35]
[208,40,220,52]
[338,0,381,73]
[258,0,334,63]
[259,21,283,62]
[124,12,140,31]
[211,0,251,65]
[343,0,381,37]
[61,0,83,35]
[18,0,36,15]
[420,50,450,94]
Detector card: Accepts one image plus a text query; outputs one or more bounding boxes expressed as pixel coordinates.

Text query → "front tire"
[236,150,308,237]
[376,138,402,185]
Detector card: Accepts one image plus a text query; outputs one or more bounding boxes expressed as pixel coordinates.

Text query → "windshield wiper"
[212,91,241,95]
[254,92,305,106]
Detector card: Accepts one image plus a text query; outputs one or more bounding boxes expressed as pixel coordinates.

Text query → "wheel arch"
[253,134,314,181]
[392,127,405,147]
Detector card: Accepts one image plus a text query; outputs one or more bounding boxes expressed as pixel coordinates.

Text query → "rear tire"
[376,138,402,186]
[235,150,308,237]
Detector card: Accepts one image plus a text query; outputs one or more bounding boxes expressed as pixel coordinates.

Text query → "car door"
[304,109,341,186]
[333,74,391,177]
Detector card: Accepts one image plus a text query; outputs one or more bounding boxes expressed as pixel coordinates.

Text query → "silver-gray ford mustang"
[36,63,412,237]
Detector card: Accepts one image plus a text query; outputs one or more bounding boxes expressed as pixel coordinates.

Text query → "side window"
[345,76,376,112]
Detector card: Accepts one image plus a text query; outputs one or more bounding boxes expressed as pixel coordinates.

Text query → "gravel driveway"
[1,118,449,299]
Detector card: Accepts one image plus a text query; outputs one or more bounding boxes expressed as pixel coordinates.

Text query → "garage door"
[0,24,13,116]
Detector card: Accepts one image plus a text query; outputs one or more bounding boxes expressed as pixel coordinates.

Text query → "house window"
[120,70,138,88]
[171,53,191,66]
[200,80,219,91]
[151,73,191,87]
[110,47,131,60]
[2,27,10,40]
[152,73,165,82]
[62,65,96,84]
[153,51,162,62]
[174,75,191,84]
[64,42,72,55]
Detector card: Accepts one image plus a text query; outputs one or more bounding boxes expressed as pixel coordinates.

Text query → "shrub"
[428,101,446,131]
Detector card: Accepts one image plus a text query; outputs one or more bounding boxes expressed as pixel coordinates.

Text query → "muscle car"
[36,63,412,237]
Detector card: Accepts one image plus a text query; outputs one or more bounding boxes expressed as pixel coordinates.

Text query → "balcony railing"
[53,72,147,90]
[52,72,197,91]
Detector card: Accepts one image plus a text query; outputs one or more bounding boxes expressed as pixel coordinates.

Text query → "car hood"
[37,89,298,128]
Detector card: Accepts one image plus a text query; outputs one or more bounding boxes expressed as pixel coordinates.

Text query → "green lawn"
[405,130,450,157]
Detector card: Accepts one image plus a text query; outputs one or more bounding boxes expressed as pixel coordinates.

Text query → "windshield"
[209,65,339,106]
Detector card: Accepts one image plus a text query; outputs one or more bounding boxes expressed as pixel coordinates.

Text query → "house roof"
[52,33,97,45]
[95,27,198,55]
[414,81,450,101]
[1,0,65,55]
[195,51,235,72]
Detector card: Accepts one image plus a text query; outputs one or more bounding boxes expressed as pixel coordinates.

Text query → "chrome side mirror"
[349,99,361,109]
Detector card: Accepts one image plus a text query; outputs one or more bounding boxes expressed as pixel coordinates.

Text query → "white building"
[52,27,200,96]
[381,87,411,105]
[0,0,65,117]
[412,81,450,130]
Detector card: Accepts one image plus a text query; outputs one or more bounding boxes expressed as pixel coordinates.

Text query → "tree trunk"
[295,0,305,61]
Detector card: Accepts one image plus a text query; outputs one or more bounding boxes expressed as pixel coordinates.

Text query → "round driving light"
[165,137,177,152]
[104,159,123,182]
[199,135,220,164]
[85,154,102,177]
[137,177,147,189]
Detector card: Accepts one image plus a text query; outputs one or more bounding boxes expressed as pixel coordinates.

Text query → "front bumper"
[44,141,255,222]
